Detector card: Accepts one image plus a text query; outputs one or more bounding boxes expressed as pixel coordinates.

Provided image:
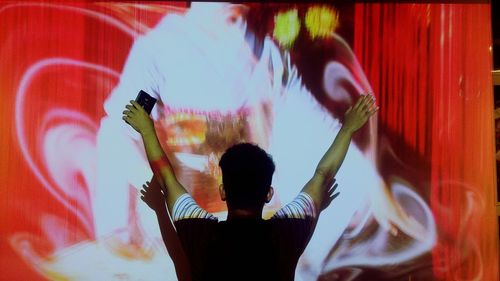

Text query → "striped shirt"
[172,192,318,281]
[172,192,317,222]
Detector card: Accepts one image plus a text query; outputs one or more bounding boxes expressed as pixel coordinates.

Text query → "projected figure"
[96,2,276,238]
[95,2,435,280]
[95,5,282,277]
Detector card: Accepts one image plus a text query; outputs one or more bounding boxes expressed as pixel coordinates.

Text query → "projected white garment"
[96,3,279,237]
[93,3,435,280]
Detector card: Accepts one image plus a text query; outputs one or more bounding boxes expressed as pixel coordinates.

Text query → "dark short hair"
[219,143,275,210]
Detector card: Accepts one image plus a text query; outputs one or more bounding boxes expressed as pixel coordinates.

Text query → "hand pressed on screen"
[320,177,339,211]
[140,179,166,212]
[343,94,378,133]
[122,100,155,135]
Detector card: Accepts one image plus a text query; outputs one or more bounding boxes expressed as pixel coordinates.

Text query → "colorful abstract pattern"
[0,2,496,281]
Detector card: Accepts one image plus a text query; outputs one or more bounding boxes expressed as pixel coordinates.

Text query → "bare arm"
[302,94,378,212]
[140,178,191,281]
[123,100,187,214]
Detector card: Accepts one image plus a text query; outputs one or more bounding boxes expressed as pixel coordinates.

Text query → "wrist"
[140,125,156,137]
[339,125,355,135]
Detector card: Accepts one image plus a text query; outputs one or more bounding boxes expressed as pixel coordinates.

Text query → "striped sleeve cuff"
[172,193,218,222]
[272,192,317,220]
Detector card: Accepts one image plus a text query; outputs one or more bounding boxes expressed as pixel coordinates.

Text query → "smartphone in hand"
[135,90,157,115]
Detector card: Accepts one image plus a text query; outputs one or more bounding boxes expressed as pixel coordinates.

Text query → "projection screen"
[0,2,497,281]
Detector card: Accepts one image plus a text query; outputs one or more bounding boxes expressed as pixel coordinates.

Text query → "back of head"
[219,143,275,210]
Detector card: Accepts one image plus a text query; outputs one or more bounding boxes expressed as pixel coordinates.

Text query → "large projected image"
[0,2,497,281]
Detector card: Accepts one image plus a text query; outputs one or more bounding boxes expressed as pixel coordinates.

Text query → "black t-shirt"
[174,216,314,281]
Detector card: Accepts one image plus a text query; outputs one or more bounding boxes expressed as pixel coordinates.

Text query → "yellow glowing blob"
[305,6,339,40]
[273,9,301,49]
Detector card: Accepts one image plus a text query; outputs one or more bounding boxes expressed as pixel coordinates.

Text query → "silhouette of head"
[219,143,275,210]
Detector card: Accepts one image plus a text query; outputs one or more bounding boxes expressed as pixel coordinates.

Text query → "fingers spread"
[360,96,370,110]
[366,97,376,109]
[330,192,340,201]
[353,95,365,110]
[359,94,377,117]
[329,182,338,193]
[362,95,375,110]
[345,106,352,114]
[368,107,379,117]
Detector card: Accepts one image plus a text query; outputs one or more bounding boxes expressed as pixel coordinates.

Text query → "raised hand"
[343,94,378,133]
[320,177,339,211]
[122,100,155,135]
[140,179,166,212]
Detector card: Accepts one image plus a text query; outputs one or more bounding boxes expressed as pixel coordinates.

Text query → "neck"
[227,208,262,220]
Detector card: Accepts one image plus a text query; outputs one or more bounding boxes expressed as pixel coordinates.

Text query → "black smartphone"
[135,90,157,115]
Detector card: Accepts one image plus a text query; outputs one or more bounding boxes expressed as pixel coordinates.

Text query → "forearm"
[315,126,354,177]
[301,95,376,211]
[301,126,353,210]
[141,128,187,213]
[155,208,192,281]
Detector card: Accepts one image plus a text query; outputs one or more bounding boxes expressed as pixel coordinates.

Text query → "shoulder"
[271,192,317,220]
[172,193,218,222]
